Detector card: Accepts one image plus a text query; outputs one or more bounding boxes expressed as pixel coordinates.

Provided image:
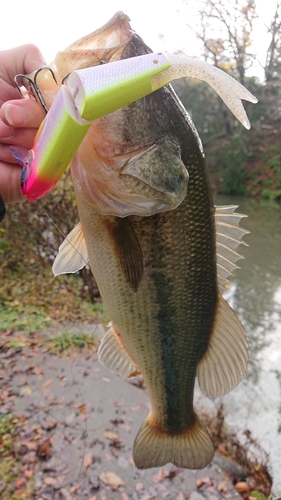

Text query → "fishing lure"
[14,52,257,202]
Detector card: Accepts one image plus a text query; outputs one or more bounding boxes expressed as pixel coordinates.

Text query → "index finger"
[0,45,46,85]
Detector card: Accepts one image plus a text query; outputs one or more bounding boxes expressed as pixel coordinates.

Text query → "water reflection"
[214,196,281,491]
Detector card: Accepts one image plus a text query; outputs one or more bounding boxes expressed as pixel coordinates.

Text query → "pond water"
[214,195,281,492]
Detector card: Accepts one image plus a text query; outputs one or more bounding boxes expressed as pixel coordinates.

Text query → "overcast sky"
[1,0,278,79]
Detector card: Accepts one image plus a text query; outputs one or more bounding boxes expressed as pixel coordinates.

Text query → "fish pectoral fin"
[106,217,143,292]
[215,205,249,294]
[98,324,140,378]
[197,295,248,401]
[133,412,214,469]
[52,222,89,276]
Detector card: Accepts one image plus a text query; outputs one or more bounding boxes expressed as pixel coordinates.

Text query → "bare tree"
[187,0,257,85]
[264,0,281,87]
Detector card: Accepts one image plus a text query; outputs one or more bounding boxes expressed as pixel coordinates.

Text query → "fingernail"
[4,103,27,126]
[0,118,13,138]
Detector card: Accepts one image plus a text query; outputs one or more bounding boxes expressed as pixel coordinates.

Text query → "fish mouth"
[55,11,133,77]
[23,12,133,109]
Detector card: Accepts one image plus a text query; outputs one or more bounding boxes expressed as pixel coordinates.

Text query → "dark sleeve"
[0,196,6,223]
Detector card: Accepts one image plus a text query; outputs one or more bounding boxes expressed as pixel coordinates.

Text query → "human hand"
[0,44,46,204]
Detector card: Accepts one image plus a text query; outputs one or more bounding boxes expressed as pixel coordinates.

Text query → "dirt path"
[0,325,245,500]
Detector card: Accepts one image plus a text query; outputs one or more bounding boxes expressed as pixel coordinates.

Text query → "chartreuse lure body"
[18,53,171,201]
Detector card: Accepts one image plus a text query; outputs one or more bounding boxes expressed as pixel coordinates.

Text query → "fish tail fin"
[133,412,214,469]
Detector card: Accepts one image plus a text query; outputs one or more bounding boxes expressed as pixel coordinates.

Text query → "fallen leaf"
[44,477,58,486]
[15,477,25,488]
[136,482,144,491]
[236,481,250,493]
[104,430,119,440]
[218,482,228,493]
[32,366,44,375]
[37,437,52,460]
[22,452,37,464]
[110,447,119,458]
[18,377,28,387]
[77,404,86,413]
[99,471,124,487]
[83,451,93,469]
[176,493,185,500]
[43,421,57,431]
[24,470,33,478]
[70,484,80,493]
[196,477,211,488]
[218,443,229,455]
[131,405,141,411]
[119,424,131,433]
[152,468,165,483]
[42,378,54,389]
[13,490,29,498]
[24,441,38,451]
[20,386,32,396]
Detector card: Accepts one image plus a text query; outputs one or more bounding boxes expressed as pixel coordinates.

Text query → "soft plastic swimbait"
[15,51,257,202]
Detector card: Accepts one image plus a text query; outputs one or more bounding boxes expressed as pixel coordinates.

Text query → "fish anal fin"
[52,222,89,276]
[197,295,248,401]
[105,217,143,292]
[98,324,140,378]
[133,412,214,469]
[215,205,249,294]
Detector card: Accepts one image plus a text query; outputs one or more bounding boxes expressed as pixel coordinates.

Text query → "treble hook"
[14,67,58,114]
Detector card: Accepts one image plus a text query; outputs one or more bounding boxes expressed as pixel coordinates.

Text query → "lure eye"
[20,166,28,191]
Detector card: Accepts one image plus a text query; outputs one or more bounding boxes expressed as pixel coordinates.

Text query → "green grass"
[46,330,98,354]
[0,458,34,499]
[0,414,35,499]
[0,304,51,333]
[0,414,19,456]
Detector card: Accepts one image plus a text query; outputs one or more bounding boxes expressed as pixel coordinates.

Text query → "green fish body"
[51,12,249,469]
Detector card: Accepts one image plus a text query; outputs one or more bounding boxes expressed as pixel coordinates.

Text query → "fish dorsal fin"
[98,323,140,378]
[215,205,249,295]
[52,222,89,276]
[105,217,144,292]
[197,294,248,401]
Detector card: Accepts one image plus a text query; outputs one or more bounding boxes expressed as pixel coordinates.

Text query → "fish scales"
[72,76,218,464]
[48,12,249,470]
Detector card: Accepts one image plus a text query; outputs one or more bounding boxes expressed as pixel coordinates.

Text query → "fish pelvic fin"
[133,412,214,469]
[98,323,140,378]
[197,295,248,401]
[52,222,89,276]
[215,205,249,294]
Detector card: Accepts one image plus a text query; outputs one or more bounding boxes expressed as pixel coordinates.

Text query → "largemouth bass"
[46,13,250,469]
